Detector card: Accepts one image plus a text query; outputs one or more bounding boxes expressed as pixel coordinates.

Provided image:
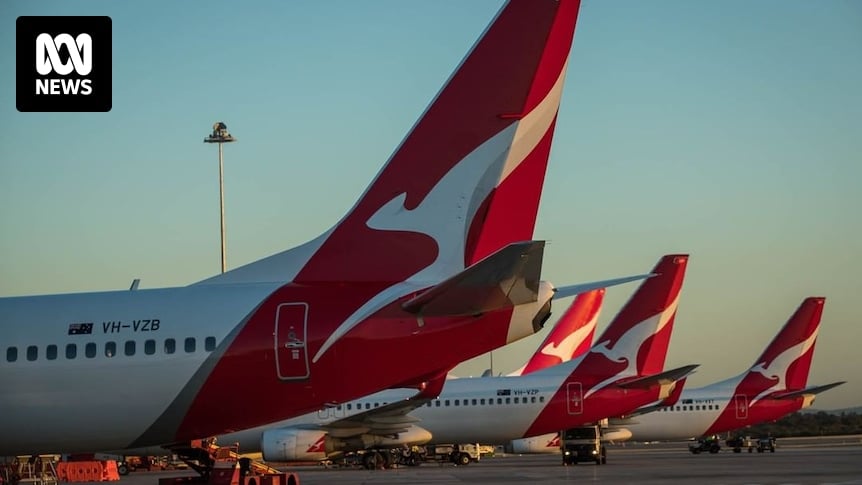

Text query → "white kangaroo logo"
[312,68,568,363]
[748,327,819,405]
[539,318,599,362]
[583,295,679,398]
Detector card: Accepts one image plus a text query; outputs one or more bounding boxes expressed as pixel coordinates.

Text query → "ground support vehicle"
[688,436,721,454]
[561,426,605,465]
[756,437,776,453]
[725,436,755,453]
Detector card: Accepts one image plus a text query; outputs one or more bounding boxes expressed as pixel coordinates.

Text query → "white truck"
[560,425,606,465]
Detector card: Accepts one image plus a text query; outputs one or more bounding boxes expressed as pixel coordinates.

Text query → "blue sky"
[1,1,860,410]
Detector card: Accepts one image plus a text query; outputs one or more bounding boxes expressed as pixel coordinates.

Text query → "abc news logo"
[17,16,111,112]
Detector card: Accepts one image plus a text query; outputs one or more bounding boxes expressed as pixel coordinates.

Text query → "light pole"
[204,121,236,273]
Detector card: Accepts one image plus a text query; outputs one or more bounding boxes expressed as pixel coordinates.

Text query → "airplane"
[510,296,846,452]
[455,287,602,379]
[507,288,604,377]
[170,254,695,465]
[0,0,661,456]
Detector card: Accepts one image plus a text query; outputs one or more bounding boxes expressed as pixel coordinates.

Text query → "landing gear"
[362,451,391,470]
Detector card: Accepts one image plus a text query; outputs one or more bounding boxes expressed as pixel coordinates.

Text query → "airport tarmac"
[92,438,862,485]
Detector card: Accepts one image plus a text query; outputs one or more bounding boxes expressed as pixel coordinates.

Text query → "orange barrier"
[101,460,120,481]
[56,461,119,482]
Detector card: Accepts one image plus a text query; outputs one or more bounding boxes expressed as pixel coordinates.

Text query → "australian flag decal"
[68,322,93,335]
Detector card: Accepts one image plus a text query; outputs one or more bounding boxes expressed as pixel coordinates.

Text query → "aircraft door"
[733,394,748,419]
[275,303,310,380]
[567,382,583,415]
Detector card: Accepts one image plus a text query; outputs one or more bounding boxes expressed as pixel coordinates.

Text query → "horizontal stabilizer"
[553,273,654,300]
[402,241,544,316]
[771,381,846,400]
[616,364,699,390]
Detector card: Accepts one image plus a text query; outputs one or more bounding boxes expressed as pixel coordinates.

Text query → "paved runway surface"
[73,438,862,485]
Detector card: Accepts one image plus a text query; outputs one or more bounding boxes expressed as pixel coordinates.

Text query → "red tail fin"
[745,297,824,392]
[595,254,689,376]
[293,0,582,284]
[464,0,582,265]
[515,288,603,375]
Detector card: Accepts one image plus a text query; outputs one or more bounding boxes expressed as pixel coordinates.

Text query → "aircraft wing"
[402,241,544,316]
[312,375,446,439]
[615,364,699,390]
[769,381,846,400]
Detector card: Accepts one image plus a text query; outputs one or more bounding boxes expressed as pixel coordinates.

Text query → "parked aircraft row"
[509,295,845,453]
[152,255,841,465]
[0,0,843,469]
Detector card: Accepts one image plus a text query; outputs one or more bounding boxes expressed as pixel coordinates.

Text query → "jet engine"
[507,433,560,454]
[261,429,330,462]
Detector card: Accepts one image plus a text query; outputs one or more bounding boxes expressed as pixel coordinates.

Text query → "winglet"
[659,376,687,407]
[401,241,544,316]
[615,377,690,419]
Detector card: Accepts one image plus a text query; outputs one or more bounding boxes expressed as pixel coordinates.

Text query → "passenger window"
[46,344,58,360]
[66,343,77,359]
[124,340,136,356]
[505,398,511,404]
[165,338,176,354]
[347,403,352,410]
[454,399,459,406]
[27,345,38,361]
[365,403,370,410]
[497,398,503,405]
[531,396,536,403]
[85,342,96,358]
[105,341,116,358]
[435,401,440,407]
[6,347,17,362]
[205,336,216,352]
[144,339,156,355]
[514,397,519,404]
[184,337,196,353]
[445,400,450,406]
[539,396,545,403]
[480,399,485,405]
[472,399,477,405]
[374,402,379,408]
